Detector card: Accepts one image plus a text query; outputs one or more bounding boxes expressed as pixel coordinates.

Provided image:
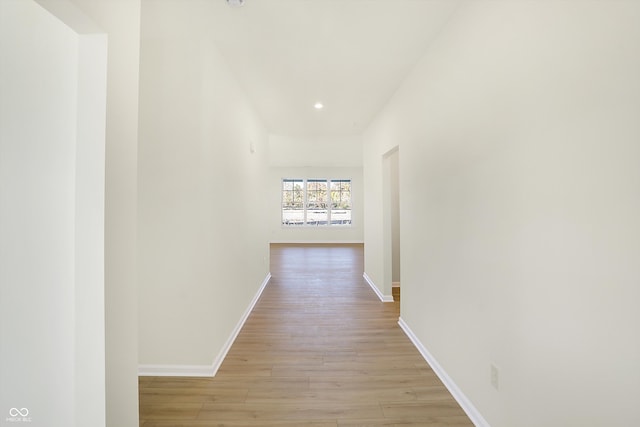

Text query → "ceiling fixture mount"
[314,102,324,110]
[226,0,244,7]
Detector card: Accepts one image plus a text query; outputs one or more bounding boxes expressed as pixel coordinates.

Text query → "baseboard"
[138,272,272,378]
[397,318,490,427]
[210,272,271,375]
[138,364,215,377]
[363,272,394,302]
[270,240,364,244]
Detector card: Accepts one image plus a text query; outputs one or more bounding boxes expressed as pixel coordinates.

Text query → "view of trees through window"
[282,179,352,226]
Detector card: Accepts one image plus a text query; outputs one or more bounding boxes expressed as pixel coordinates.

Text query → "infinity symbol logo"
[9,408,29,417]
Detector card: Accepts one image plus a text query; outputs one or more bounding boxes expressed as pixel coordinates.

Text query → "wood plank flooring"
[139,243,473,426]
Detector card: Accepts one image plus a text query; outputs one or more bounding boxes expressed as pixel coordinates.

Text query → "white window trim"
[281,178,352,228]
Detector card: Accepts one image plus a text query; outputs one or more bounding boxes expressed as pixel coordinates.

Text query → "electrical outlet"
[490,364,499,391]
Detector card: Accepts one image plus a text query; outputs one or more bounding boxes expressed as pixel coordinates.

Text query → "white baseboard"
[270,240,364,244]
[138,272,272,378]
[138,364,215,377]
[397,317,490,427]
[210,272,271,375]
[363,272,394,302]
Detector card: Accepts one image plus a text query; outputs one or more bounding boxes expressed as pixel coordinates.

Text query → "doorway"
[382,147,401,301]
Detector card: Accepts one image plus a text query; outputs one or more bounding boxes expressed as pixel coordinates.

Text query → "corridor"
[139,244,473,426]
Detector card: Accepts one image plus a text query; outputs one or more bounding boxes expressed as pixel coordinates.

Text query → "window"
[282,179,351,226]
[330,180,352,225]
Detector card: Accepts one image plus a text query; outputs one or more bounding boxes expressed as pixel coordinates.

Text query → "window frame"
[281,178,352,228]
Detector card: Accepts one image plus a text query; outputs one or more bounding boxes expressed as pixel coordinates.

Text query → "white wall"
[138,0,270,370]
[363,1,640,426]
[62,1,142,425]
[1,1,107,425]
[269,134,363,168]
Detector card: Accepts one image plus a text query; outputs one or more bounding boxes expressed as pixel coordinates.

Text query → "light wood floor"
[139,243,473,426]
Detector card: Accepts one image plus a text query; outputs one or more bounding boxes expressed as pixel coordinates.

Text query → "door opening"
[382,147,400,302]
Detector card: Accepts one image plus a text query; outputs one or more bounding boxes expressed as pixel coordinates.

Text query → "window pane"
[330,180,351,225]
[282,179,304,225]
[306,180,327,225]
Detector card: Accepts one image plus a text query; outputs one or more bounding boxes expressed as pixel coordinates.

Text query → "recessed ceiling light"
[226,0,244,7]
[314,102,324,110]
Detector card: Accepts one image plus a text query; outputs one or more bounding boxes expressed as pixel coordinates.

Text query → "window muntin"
[282,179,351,227]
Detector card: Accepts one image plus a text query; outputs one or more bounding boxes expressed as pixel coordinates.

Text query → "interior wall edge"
[363,272,394,303]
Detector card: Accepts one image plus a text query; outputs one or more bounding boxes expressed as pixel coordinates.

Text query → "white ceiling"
[154,0,461,137]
